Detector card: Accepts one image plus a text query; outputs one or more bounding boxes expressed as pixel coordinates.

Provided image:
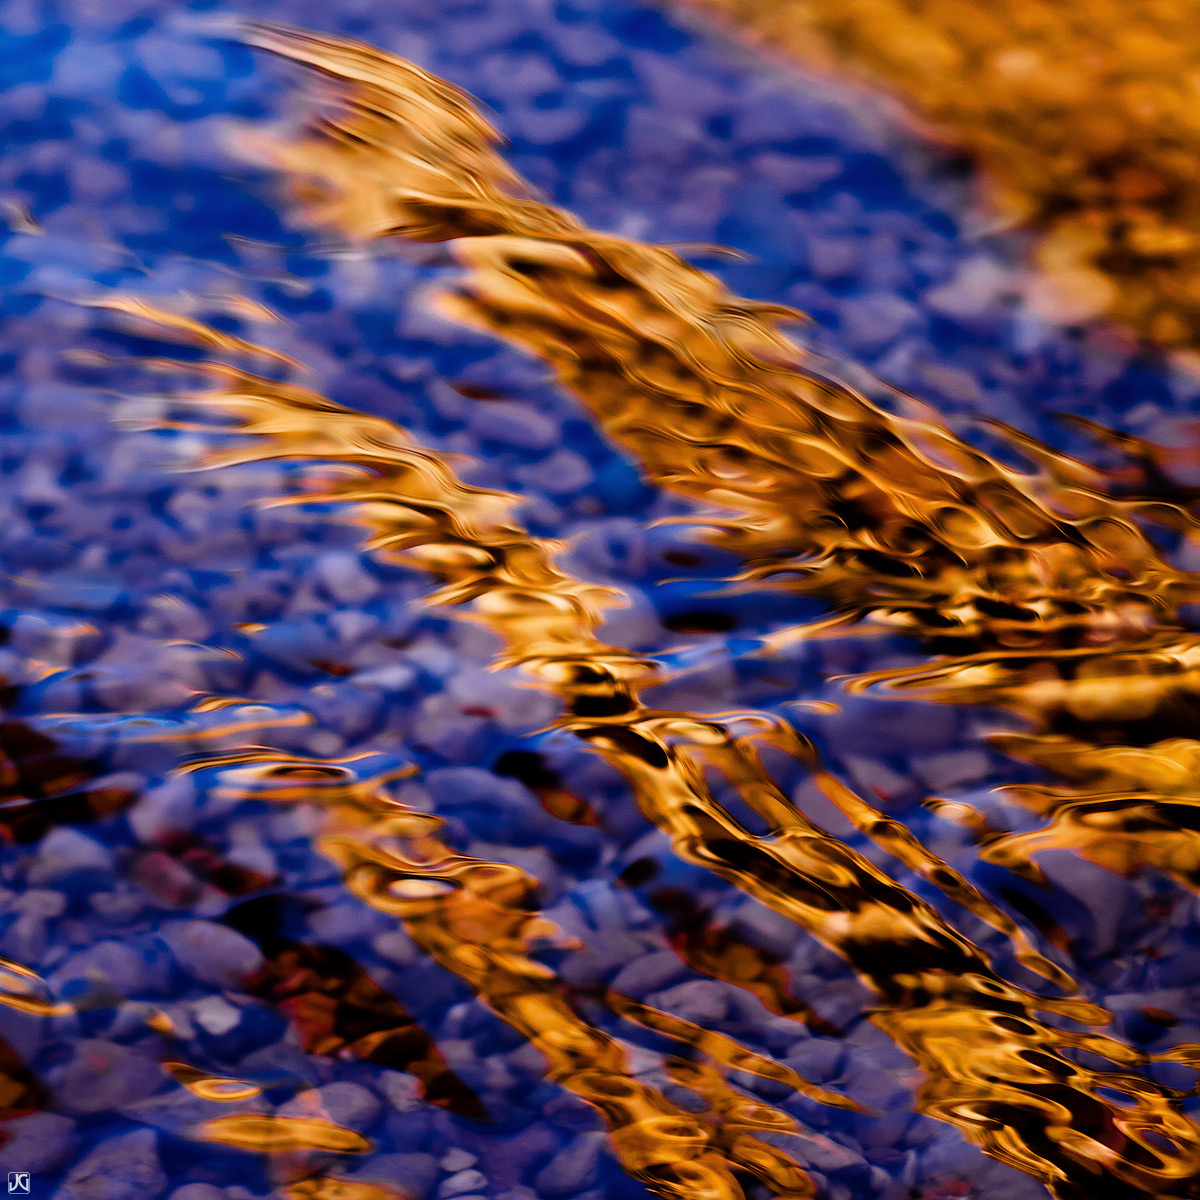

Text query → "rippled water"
[5,5,1200,1200]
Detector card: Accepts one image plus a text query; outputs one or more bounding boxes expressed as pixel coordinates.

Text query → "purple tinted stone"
[531,1133,604,1196]
[27,828,114,885]
[351,1155,438,1200]
[119,1087,265,1137]
[437,1171,488,1199]
[468,401,559,450]
[439,1150,476,1173]
[608,950,690,998]
[646,979,729,1025]
[0,1113,77,1173]
[784,1039,844,1085]
[476,52,561,101]
[635,53,731,120]
[167,1187,225,1200]
[160,920,264,988]
[54,1129,167,1200]
[49,1040,162,1115]
[50,940,148,996]
[281,1082,382,1132]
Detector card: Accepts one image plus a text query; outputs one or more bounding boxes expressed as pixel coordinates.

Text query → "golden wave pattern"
[142,325,1059,990]
[234,23,1200,645]
[0,957,72,1019]
[124,341,829,1197]
[281,1178,410,1200]
[848,634,1200,893]
[229,22,1200,952]
[605,989,851,1112]
[215,24,1200,1197]
[198,1113,371,1154]
[671,0,1200,351]
[163,1061,263,1103]
[198,750,823,1200]
[115,283,1200,1200]
[987,732,1200,887]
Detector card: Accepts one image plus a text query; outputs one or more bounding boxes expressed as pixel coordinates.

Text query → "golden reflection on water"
[281,1177,411,1200]
[113,284,1198,1198]
[163,1061,264,1103]
[671,0,1200,353]
[197,1113,372,1154]
[197,751,824,1200]
[95,20,1200,1198]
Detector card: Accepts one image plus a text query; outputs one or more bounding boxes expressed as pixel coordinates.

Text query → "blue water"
[0,2,1196,1198]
